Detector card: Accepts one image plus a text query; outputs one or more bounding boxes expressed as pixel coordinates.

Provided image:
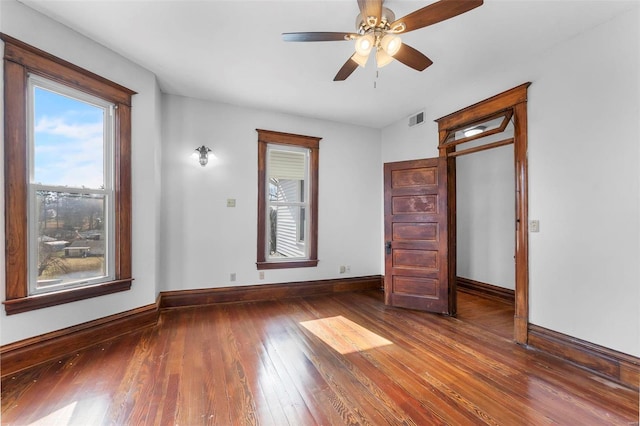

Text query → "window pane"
[270,178,304,203]
[35,191,107,289]
[33,87,105,189]
[269,205,306,258]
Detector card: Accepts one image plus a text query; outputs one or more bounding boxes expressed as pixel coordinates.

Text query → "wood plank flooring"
[2,290,638,425]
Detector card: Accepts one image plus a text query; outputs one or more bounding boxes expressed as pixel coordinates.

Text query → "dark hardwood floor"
[2,290,638,425]
[456,289,515,340]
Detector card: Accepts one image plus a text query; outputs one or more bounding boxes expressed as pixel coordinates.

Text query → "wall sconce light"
[195,145,212,167]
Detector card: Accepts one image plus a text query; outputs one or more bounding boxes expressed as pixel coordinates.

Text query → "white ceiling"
[20,0,638,128]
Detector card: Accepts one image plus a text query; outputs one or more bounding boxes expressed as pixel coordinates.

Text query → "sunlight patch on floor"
[300,315,393,354]
[28,401,77,425]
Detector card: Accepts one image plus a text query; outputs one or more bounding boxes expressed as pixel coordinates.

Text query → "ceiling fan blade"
[393,43,433,71]
[357,0,383,25]
[282,32,356,42]
[334,55,359,81]
[390,0,483,34]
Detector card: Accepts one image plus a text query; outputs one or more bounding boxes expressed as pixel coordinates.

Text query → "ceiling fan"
[282,0,483,81]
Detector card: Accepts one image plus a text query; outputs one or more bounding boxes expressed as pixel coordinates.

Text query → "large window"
[257,129,320,269]
[29,76,116,295]
[3,34,135,314]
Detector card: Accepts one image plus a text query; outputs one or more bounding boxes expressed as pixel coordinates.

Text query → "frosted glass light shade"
[376,49,394,68]
[355,34,374,56]
[352,52,369,67]
[381,34,401,56]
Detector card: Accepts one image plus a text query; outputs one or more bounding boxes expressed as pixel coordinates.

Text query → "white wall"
[381,117,439,162]
[160,95,382,291]
[0,0,162,345]
[457,141,515,290]
[527,9,639,357]
[382,8,640,357]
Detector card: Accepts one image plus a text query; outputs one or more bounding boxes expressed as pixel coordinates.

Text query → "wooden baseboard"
[528,324,639,391]
[1,276,382,377]
[10,276,635,392]
[456,276,515,303]
[159,275,383,309]
[1,304,159,378]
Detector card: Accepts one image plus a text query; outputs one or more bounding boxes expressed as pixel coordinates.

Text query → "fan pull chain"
[374,70,379,89]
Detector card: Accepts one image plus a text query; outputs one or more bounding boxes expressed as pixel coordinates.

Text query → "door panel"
[393,223,438,241]
[384,157,452,314]
[393,249,438,270]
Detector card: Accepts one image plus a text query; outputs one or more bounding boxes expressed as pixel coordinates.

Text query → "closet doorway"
[435,83,531,344]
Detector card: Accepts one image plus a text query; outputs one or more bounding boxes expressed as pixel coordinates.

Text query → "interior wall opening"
[455,119,516,338]
[436,83,531,344]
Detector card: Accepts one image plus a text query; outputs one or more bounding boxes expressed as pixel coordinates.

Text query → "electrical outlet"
[345,265,351,273]
[227,198,236,208]
[259,271,264,280]
[230,272,236,282]
[529,220,540,233]
[339,265,346,274]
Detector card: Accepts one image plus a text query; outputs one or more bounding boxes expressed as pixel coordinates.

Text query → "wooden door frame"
[435,83,531,344]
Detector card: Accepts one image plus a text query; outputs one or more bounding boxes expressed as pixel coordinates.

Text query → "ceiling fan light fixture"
[355,34,374,56]
[381,34,402,56]
[376,49,394,68]
[352,52,369,67]
[282,0,484,81]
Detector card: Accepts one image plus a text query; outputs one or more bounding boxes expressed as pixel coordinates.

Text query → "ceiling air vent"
[409,111,425,127]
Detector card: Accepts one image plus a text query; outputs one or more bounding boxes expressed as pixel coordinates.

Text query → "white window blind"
[268,149,306,180]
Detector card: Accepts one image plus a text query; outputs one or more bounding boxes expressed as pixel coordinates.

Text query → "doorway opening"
[435,83,531,344]
[453,116,516,339]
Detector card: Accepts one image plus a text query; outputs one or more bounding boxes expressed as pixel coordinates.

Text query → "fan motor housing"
[355,7,395,33]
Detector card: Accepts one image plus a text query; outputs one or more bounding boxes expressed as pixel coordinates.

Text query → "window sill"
[256,260,319,270]
[3,279,133,315]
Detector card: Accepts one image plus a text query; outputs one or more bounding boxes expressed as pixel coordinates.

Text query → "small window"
[257,129,320,270]
[267,145,309,259]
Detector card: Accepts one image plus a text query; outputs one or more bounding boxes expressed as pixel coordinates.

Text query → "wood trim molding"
[1,304,158,378]
[1,33,136,105]
[1,276,382,377]
[256,129,321,270]
[3,58,28,300]
[435,83,531,345]
[256,128,321,149]
[160,275,383,309]
[3,34,135,314]
[435,83,530,131]
[3,279,133,315]
[456,277,515,303]
[3,275,636,394]
[256,260,319,270]
[448,137,513,158]
[528,324,639,391]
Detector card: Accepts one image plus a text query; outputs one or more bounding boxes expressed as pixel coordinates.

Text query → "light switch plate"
[529,220,540,233]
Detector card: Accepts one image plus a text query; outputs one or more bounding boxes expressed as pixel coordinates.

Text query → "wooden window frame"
[256,129,320,270]
[2,34,136,315]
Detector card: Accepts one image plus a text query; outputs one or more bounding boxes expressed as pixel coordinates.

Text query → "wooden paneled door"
[383,157,453,314]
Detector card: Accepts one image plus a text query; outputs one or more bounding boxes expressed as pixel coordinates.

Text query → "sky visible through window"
[33,87,105,189]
